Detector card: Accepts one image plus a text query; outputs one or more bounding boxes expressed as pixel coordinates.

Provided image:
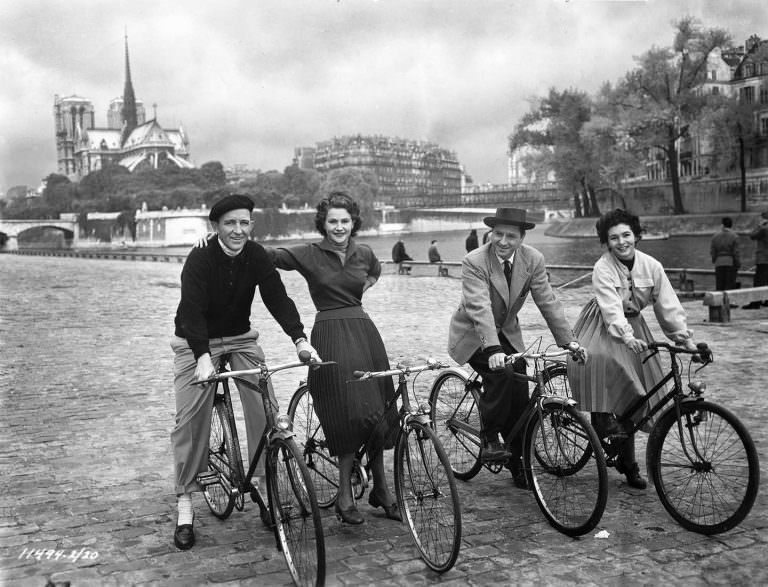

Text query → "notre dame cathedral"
[53,35,192,180]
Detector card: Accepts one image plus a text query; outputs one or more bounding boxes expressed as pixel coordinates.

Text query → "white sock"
[177,493,193,526]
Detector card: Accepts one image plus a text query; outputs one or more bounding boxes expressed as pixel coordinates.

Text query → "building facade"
[53,36,192,180]
[294,135,463,205]
[646,34,768,182]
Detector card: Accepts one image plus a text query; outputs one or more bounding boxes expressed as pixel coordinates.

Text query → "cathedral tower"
[120,33,138,145]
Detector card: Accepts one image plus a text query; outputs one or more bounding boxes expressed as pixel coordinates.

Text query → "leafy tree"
[199,161,226,187]
[611,17,730,214]
[510,88,601,217]
[282,164,322,207]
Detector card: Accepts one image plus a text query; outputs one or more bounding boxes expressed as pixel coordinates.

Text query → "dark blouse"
[271,239,380,311]
[174,239,306,359]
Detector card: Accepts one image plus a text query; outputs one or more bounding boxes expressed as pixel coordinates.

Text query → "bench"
[397,262,412,275]
[437,263,449,277]
[702,286,768,322]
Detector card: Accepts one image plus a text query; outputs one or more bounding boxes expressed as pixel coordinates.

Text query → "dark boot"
[615,435,647,489]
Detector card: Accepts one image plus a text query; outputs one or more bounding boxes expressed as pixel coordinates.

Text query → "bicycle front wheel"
[647,400,759,534]
[395,420,462,573]
[202,395,238,519]
[266,437,326,587]
[287,384,339,508]
[429,372,483,481]
[526,402,607,537]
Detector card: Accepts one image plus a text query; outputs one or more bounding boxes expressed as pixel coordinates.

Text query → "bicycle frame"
[349,361,443,478]
[612,343,712,463]
[446,351,577,458]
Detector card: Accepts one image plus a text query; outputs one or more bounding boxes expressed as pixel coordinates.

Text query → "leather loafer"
[174,522,195,550]
[334,502,364,525]
[368,492,402,522]
[617,462,647,489]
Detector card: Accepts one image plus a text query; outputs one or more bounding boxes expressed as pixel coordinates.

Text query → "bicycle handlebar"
[352,358,449,381]
[648,341,712,364]
[505,347,578,363]
[195,358,337,385]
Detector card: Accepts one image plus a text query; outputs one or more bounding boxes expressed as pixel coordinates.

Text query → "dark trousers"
[714,265,738,290]
[468,336,528,457]
[755,264,768,288]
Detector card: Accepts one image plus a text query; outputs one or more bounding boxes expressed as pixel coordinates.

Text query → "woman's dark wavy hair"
[595,208,643,245]
[314,191,362,236]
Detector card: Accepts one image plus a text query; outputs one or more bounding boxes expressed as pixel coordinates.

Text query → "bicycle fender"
[403,412,432,427]
[538,396,577,409]
[268,429,296,443]
[439,366,472,380]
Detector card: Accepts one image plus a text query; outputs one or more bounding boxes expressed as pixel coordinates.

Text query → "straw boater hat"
[483,208,536,230]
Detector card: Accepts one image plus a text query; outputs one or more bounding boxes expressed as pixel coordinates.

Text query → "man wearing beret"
[170,194,318,550]
[448,208,582,489]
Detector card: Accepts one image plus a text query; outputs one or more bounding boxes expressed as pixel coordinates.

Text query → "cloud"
[2,0,767,190]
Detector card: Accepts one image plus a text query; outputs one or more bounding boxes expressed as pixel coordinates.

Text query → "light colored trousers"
[170,330,277,495]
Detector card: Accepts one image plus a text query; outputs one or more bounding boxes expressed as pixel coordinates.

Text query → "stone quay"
[1,253,766,586]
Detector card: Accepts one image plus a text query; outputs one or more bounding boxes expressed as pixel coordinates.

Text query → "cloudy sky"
[1,0,766,192]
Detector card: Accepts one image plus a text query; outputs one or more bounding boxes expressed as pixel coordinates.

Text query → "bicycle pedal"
[196,471,222,488]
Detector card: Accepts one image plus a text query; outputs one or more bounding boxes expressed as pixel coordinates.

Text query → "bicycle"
[586,341,759,535]
[288,358,462,574]
[195,352,328,587]
[429,345,608,537]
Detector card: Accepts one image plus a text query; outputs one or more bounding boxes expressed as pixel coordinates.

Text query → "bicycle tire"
[287,384,339,508]
[395,420,462,573]
[526,402,607,537]
[266,436,326,587]
[429,371,483,481]
[534,365,592,475]
[201,394,238,519]
[647,400,760,534]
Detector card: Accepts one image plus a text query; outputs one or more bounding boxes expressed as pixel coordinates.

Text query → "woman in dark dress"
[271,192,400,524]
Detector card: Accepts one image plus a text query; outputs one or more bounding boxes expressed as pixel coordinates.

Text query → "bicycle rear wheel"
[395,420,462,573]
[287,384,339,508]
[429,372,483,481]
[266,436,326,587]
[526,402,607,537]
[201,394,238,519]
[647,400,759,534]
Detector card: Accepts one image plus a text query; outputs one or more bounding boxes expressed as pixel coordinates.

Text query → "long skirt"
[308,306,399,457]
[567,298,666,432]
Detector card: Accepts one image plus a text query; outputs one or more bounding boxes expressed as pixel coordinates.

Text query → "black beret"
[209,194,254,222]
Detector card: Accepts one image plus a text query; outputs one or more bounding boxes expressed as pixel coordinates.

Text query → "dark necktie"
[503,260,512,287]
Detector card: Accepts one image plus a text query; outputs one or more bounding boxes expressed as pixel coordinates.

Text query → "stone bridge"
[0,218,79,250]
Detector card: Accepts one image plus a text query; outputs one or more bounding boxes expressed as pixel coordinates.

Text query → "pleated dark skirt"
[567,298,666,432]
[308,306,399,456]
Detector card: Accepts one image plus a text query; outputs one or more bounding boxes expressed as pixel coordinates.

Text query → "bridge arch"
[0,218,79,250]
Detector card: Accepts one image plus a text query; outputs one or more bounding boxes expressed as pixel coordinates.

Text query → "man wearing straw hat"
[448,207,582,489]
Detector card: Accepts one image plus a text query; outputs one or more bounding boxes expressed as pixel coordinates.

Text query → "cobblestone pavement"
[1,253,766,586]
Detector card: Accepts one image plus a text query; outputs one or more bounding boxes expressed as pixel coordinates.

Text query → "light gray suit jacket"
[447,242,574,364]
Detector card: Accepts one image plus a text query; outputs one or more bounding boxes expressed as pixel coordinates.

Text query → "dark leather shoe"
[742,302,761,309]
[617,462,647,489]
[173,521,195,550]
[259,503,275,529]
[481,440,512,463]
[368,492,402,522]
[334,502,364,525]
[506,458,530,490]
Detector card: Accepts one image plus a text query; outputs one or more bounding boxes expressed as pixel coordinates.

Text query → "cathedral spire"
[121,31,138,146]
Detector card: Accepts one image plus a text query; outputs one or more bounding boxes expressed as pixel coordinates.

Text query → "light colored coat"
[448,242,573,364]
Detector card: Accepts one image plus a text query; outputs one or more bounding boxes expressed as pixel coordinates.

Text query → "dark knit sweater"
[174,239,306,359]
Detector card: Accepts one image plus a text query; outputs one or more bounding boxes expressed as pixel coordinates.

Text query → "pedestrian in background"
[710,217,740,292]
[465,229,479,252]
[391,239,412,263]
[428,239,441,263]
[743,211,768,309]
